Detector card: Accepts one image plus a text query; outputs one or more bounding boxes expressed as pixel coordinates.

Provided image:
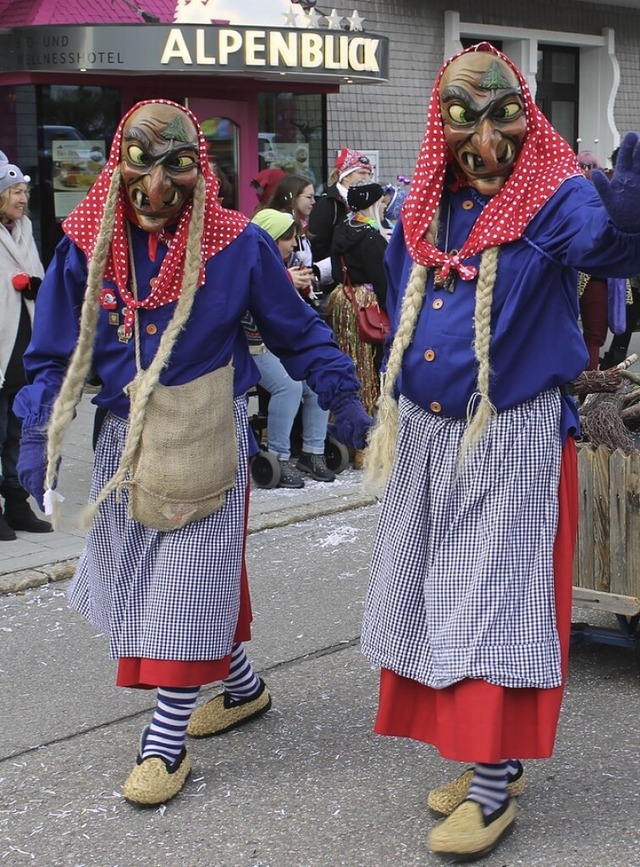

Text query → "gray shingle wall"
[326,0,640,185]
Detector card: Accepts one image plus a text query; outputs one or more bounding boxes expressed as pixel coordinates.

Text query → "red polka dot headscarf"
[401,42,582,280]
[62,99,249,305]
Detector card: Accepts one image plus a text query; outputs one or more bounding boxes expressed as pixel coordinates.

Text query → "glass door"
[187,98,253,215]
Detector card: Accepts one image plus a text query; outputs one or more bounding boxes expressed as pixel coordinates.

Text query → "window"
[257,92,325,191]
[536,47,579,148]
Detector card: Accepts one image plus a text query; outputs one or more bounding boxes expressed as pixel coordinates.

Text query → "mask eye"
[498,102,522,120]
[172,153,198,170]
[127,144,147,166]
[448,104,468,124]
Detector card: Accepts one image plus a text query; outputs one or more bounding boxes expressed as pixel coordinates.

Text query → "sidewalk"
[0,392,376,594]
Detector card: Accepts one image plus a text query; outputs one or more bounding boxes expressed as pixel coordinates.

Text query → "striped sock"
[506,758,523,782]
[141,685,200,764]
[467,762,509,817]
[221,641,261,701]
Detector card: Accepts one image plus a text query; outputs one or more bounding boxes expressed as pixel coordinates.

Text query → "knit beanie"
[0,151,30,194]
[251,208,295,240]
[347,182,384,212]
[335,147,373,181]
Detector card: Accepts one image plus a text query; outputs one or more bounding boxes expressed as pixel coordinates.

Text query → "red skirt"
[374,438,578,762]
[116,483,254,690]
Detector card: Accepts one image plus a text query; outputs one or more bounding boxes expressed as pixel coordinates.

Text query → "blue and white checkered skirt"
[68,396,250,662]
[361,389,564,690]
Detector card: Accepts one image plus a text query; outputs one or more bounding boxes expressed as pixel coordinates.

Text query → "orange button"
[149,277,158,287]
[146,323,158,335]
[429,401,442,413]
[462,200,473,210]
[432,298,444,309]
[424,349,436,362]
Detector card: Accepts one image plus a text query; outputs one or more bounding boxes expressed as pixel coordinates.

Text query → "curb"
[0,491,377,597]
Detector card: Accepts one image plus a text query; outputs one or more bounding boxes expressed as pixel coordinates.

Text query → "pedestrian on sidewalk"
[14,100,371,807]
[362,43,640,860]
[245,207,335,486]
[0,151,51,541]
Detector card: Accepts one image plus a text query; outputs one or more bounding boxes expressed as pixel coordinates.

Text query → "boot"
[0,507,17,541]
[3,490,52,533]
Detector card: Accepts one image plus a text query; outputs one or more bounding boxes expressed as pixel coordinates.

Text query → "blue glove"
[591,132,640,233]
[328,393,373,451]
[17,428,49,511]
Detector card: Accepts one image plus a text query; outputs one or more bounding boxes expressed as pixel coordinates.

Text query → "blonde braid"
[80,174,207,527]
[363,211,440,494]
[459,245,499,462]
[43,166,122,527]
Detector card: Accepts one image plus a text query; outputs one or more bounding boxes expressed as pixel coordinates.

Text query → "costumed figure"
[361,43,640,859]
[0,152,50,541]
[14,100,371,807]
[329,181,390,419]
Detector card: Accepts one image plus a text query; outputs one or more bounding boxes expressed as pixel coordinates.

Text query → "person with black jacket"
[328,182,390,431]
[308,147,374,286]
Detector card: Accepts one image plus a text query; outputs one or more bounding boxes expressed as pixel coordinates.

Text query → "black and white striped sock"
[506,758,523,783]
[141,685,200,764]
[221,641,261,701]
[467,761,509,817]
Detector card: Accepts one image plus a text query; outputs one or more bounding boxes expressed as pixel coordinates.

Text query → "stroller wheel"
[325,436,350,474]
[251,451,281,489]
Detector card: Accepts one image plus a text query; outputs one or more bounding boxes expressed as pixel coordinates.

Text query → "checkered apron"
[68,396,249,662]
[361,389,564,689]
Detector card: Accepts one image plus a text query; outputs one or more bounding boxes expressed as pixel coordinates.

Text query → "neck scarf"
[63,99,249,336]
[401,43,582,281]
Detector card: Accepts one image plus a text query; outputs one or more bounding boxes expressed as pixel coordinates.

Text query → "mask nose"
[144,164,172,210]
[473,119,502,172]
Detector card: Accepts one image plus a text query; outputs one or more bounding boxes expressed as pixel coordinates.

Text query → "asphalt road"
[1,502,639,867]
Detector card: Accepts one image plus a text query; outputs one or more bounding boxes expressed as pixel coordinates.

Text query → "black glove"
[591,132,640,233]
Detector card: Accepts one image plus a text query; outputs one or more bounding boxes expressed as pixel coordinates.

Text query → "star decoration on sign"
[346,9,364,31]
[283,7,301,27]
[303,8,323,28]
[325,8,344,29]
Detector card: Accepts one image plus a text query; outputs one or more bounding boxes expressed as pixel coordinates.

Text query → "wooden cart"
[572,444,640,669]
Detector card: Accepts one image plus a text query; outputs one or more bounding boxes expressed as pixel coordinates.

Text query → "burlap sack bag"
[126,363,237,531]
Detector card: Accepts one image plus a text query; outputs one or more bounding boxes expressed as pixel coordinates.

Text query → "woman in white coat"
[0,151,50,540]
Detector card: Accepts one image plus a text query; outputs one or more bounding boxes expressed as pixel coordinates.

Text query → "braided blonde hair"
[363,211,438,494]
[43,166,123,525]
[45,172,207,528]
[364,210,500,494]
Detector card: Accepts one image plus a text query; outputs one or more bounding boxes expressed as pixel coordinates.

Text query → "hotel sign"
[0,25,389,82]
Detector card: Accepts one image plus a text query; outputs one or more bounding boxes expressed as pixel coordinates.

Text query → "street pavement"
[1,390,640,866]
[0,392,376,594]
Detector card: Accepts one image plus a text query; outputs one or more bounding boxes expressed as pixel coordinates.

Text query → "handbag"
[340,256,390,344]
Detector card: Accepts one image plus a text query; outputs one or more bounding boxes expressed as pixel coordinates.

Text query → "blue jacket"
[16,221,359,429]
[385,177,640,439]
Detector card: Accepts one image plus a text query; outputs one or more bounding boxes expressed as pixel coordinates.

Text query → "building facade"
[1,0,639,263]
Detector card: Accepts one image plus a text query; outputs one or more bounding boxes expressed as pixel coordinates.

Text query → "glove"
[17,428,49,511]
[591,132,640,233]
[328,393,373,451]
